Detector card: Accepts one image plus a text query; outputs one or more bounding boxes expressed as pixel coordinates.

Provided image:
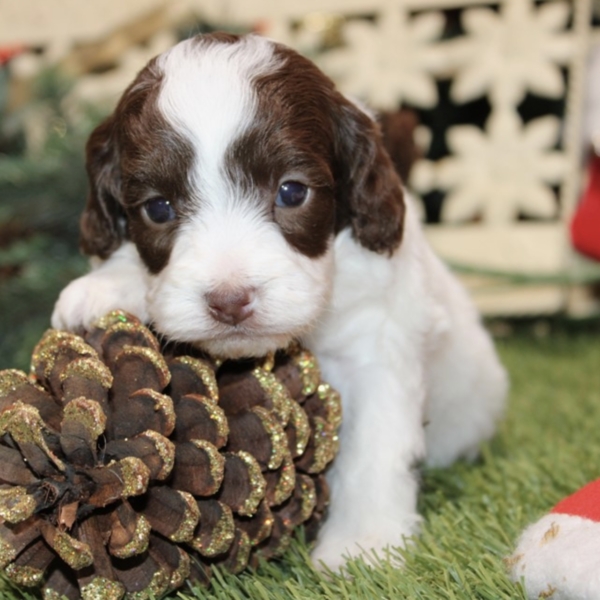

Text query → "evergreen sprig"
[0,68,101,370]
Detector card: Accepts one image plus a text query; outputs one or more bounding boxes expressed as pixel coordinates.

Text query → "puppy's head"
[81,32,405,358]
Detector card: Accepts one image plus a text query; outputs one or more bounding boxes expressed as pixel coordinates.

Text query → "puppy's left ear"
[333,100,406,254]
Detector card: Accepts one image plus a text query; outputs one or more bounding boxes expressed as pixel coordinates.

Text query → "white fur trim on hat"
[509,512,600,600]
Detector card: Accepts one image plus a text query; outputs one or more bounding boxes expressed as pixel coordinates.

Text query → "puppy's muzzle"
[205,286,255,325]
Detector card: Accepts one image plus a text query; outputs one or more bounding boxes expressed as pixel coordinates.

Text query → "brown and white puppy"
[53,33,507,570]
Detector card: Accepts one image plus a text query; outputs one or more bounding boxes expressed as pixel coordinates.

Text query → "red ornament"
[0,45,26,66]
[571,153,600,262]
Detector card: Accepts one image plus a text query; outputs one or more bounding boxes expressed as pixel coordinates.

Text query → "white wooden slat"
[424,223,567,274]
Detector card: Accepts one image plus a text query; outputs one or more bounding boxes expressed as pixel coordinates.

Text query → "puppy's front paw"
[311,522,418,572]
[51,272,148,332]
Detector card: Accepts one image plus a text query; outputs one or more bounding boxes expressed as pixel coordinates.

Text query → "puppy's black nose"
[206,286,255,325]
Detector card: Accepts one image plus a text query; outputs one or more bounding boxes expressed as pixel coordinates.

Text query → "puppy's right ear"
[80,115,125,258]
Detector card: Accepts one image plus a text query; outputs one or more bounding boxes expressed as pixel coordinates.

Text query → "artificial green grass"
[1,330,599,599]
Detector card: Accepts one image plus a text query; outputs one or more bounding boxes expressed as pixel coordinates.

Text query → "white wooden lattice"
[224,0,600,315]
[4,0,600,315]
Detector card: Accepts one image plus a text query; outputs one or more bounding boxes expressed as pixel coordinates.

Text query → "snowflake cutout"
[447,0,574,106]
[317,7,446,109]
[437,111,567,224]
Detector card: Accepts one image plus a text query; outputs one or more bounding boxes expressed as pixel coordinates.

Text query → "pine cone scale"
[76,515,123,590]
[168,356,218,404]
[0,444,38,485]
[170,440,224,496]
[7,536,54,587]
[190,499,235,557]
[107,502,151,559]
[173,394,228,447]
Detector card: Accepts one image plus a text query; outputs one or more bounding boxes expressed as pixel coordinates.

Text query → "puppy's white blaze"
[147,202,335,357]
[157,35,279,205]
[150,36,334,358]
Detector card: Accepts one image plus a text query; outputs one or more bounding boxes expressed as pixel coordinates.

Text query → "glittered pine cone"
[0,310,341,600]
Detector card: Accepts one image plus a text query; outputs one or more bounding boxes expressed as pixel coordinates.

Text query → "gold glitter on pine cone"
[0,311,341,599]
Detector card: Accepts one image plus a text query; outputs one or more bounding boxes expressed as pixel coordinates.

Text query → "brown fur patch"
[81,58,194,273]
[227,39,406,257]
[226,43,339,258]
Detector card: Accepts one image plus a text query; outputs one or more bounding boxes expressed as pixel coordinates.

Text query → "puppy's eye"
[143,197,176,224]
[275,181,308,208]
